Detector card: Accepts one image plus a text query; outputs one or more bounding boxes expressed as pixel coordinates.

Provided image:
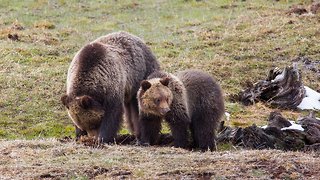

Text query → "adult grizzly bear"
[61,31,160,143]
[137,70,224,151]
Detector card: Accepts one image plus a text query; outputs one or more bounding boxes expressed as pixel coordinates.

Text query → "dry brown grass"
[227,102,303,127]
[0,139,319,179]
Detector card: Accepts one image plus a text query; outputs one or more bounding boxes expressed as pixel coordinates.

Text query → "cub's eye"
[154,98,161,105]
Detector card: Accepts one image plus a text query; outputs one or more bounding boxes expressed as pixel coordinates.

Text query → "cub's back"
[176,70,224,114]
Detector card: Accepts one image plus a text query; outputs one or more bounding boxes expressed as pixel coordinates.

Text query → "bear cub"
[137,69,225,151]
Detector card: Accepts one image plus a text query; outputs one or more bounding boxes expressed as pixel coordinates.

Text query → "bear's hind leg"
[169,122,190,149]
[124,97,140,138]
[191,115,216,151]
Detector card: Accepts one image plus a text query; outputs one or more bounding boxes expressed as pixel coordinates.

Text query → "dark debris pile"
[217,111,320,151]
[235,66,306,109]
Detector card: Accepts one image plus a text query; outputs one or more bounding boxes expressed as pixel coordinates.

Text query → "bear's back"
[176,70,224,117]
[67,42,123,97]
[67,32,160,102]
[94,31,143,51]
[94,32,159,76]
[94,32,160,94]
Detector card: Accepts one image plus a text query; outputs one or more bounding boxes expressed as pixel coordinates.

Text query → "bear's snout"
[159,107,170,115]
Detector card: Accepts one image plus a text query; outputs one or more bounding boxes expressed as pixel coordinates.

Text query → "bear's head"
[138,77,173,116]
[61,94,105,138]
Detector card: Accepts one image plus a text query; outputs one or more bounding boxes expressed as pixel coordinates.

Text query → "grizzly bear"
[61,31,160,143]
[137,70,224,151]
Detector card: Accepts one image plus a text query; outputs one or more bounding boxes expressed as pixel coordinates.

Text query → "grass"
[0,0,319,140]
[0,139,319,179]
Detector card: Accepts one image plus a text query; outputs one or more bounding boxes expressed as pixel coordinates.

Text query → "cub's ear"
[141,80,151,91]
[61,94,69,108]
[78,95,94,109]
[160,77,170,86]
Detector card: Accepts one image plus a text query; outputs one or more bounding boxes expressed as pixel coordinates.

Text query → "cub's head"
[61,95,105,138]
[137,77,173,116]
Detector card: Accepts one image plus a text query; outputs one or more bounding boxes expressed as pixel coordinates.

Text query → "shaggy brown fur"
[61,31,160,143]
[137,70,225,151]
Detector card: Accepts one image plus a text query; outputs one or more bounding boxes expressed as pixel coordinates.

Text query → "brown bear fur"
[61,31,160,143]
[137,70,225,151]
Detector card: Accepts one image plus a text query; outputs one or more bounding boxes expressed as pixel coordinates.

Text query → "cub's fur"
[61,31,160,142]
[137,70,224,151]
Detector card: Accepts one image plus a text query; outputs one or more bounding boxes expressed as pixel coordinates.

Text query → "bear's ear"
[160,77,170,86]
[78,95,93,109]
[61,94,69,108]
[141,80,151,91]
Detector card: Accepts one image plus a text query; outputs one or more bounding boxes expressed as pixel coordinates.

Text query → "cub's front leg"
[165,110,190,149]
[138,113,162,146]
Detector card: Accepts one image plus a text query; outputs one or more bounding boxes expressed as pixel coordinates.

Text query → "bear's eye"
[154,98,161,105]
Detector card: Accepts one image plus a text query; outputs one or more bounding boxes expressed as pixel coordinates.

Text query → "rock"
[11,23,24,30]
[310,2,320,14]
[304,143,320,151]
[281,129,306,151]
[267,111,291,129]
[298,115,320,144]
[287,6,308,15]
[302,123,320,144]
[8,34,19,41]
[298,116,320,127]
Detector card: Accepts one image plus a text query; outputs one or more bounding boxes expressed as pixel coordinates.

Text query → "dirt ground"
[0,139,319,179]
